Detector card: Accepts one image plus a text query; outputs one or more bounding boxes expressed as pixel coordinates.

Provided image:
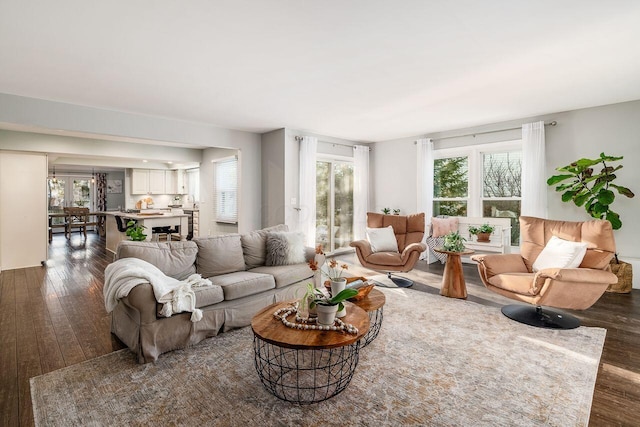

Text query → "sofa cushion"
[488,273,538,296]
[249,263,313,289]
[209,271,275,301]
[194,234,246,278]
[366,226,399,253]
[193,285,225,308]
[241,224,288,269]
[431,217,459,238]
[532,236,588,272]
[115,241,197,280]
[265,231,306,266]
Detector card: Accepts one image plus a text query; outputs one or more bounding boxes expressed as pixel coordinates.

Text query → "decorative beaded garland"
[273,302,359,335]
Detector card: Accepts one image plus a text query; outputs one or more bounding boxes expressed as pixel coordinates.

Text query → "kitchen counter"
[104,211,189,254]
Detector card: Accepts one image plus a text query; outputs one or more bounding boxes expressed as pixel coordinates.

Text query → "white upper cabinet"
[148,170,165,194]
[131,169,149,194]
[131,169,185,194]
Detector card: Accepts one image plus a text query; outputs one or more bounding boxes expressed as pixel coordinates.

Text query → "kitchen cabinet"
[131,169,186,194]
[149,170,165,194]
[131,169,150,194]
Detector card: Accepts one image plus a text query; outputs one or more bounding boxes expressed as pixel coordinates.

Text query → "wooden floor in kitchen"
[1,234,639,426]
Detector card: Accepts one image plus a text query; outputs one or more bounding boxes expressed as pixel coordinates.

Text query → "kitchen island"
[104,211,189,254]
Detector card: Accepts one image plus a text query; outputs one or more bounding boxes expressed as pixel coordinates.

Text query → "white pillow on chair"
[366,226,399,253]
[532,236,588,272]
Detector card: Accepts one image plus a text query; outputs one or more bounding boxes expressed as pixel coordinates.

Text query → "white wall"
[0,151,48,270]
[372,99,640,287]
[261,129,286,227]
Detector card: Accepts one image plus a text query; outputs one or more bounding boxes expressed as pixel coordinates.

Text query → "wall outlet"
[291,197,297,205]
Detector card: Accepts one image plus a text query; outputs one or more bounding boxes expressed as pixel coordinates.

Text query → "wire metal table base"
[361,306,383,348]
[253,336,361,404]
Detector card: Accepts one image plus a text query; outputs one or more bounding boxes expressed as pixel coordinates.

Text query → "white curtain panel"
[521,121,547,218]
[298,136,318,246]
[416,138,434,260]
[353,145,370,241]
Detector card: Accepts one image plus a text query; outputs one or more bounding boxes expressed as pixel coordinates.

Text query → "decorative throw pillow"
[366,226,399,253]
[265,231,306,266]
[532,236,588,272]
[241,224,289,269]
[431,217,459,238]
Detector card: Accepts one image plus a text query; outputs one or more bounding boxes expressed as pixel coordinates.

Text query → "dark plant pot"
[476,232,491,243]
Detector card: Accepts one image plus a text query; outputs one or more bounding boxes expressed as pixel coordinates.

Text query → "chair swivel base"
[386,272,413,288]
[501,304,580,330]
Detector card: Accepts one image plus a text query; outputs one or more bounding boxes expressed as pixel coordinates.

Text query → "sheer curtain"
[353,145,370,241]
[416,138,434,260]
[521,121,547,218]
[298,136,318,246]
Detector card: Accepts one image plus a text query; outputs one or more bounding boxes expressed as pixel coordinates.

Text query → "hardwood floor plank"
[0,270,19,427]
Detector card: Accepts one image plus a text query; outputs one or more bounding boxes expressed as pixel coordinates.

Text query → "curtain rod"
[295,136,371,151]
[422,121,557,143]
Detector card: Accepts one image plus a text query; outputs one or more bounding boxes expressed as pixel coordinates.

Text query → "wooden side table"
[349,288,386,347]
[433,248,475,299]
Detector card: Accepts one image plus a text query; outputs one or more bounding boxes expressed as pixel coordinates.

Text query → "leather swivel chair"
[472,216,617,329]
[350,212,427,288]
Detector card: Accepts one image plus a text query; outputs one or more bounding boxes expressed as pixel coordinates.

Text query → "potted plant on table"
[393,209,401,215]
[468,223,495,243]
[382,207,391,215]
[125,220,147,241]
[442,231,467,252]
[308,256,350,316]
[310,288,358,326]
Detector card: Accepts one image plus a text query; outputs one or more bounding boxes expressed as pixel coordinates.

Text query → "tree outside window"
[433,156,468,216]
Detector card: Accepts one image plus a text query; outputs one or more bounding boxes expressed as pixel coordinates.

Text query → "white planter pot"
[316,304,338,325]
[330,278,346,298]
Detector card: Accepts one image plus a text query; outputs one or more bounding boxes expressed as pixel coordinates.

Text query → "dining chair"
[64,207,90,239]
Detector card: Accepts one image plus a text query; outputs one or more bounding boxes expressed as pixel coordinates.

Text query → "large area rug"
[31,287,605,427]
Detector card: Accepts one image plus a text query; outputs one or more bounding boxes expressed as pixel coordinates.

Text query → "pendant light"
[52,166,57,183]
[91,168,95,184]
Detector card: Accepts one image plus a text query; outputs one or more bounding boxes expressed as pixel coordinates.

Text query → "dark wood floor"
[1,236,638,426]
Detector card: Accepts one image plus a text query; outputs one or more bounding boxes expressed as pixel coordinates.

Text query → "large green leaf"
[599,153,624,162]
[610,184,635,198]
[562,190,578,202]
[592,202,609,216]
[575,158,601,168]
[606,211,622,230]
[597,189,615,205]
[574,192,590,206]
[547,174,574,185]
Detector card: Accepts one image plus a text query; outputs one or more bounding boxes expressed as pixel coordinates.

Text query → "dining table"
[48,211,106,239]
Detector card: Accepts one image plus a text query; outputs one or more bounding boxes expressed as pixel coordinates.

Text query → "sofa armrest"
[536,267,618,285]
[120,283,160,325]
[472,253,528,279]
[350,239,373,258]
[401,242,427,259]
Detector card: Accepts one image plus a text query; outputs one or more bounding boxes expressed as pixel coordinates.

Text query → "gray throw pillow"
[241,224,289,269]
[265,231,306,266]
[193,234,246,278]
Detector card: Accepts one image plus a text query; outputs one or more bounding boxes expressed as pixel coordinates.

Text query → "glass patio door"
[48,176,93,212]
[316,160,353,253]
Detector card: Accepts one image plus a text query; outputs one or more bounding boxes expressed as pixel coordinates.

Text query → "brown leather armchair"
[472,216,617,329]
[350,212,427,287]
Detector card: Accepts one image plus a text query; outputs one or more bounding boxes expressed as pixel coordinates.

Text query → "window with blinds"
[214,156,238,224]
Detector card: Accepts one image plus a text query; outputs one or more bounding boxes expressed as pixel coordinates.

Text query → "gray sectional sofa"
[109,224,313,363]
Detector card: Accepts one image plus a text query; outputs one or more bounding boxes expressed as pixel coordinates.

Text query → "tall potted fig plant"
[547,152,635,292]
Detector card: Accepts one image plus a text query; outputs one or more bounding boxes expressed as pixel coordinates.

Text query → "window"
[432,140,522,245]
[316,158,354,253]
[214,156,238,224]
[433,156,468,216]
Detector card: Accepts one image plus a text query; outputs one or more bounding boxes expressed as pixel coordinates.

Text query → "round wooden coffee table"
[251,300,370,404]
[433,248,475,299]
[349,288,386,347]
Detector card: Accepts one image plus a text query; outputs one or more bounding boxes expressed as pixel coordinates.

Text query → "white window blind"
[214,156,238,224]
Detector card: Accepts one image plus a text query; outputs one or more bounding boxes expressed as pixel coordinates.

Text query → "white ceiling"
[1,0,640,143]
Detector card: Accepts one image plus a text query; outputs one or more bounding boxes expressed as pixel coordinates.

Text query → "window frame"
[213,155,238,224]
[433,139,522,247]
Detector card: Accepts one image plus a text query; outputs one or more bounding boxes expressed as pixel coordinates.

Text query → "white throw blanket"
[104,258,212,322]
